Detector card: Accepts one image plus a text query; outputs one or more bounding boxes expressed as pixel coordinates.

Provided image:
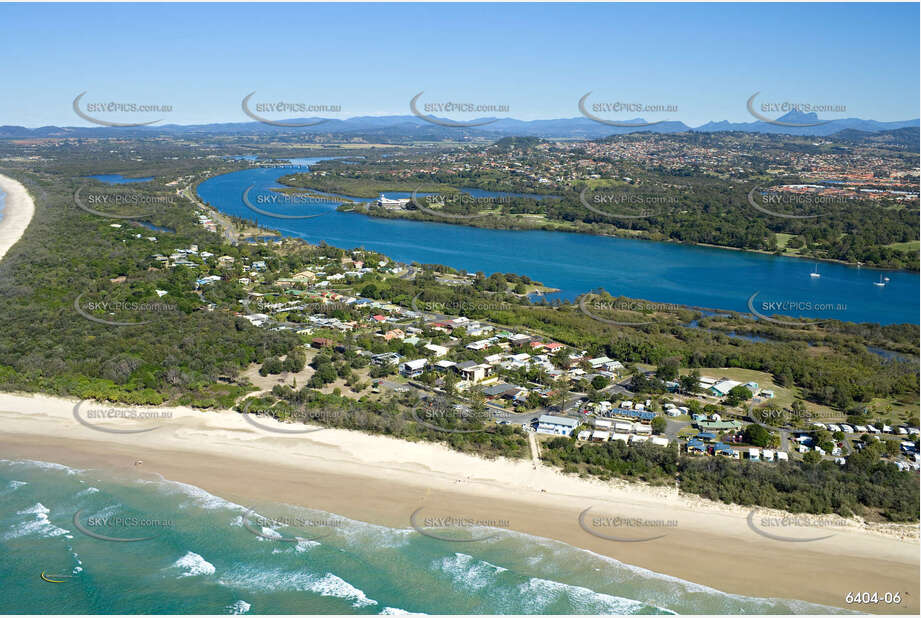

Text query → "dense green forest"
[0,166,301,407]
[243,387,529,460]
[542,437,919,522]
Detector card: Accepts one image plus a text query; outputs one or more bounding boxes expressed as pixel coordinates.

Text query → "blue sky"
[1,2,918,127]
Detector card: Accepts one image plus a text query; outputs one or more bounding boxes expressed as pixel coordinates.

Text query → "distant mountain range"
[2,109,917,140]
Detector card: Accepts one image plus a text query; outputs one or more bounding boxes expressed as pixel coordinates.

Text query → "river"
[197,159,919,326]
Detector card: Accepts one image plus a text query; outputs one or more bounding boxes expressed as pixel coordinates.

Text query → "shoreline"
[0,173,36,261]
[0,392,917,613]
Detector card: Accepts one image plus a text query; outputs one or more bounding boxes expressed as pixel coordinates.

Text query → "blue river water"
[196,159,919,325]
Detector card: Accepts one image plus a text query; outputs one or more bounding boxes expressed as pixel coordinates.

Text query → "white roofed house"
[399,358,428,378]
[423,343,449,357]
[588,356,613,369]
[434,359,457,371]
[709,380,742,397]
[536,415,580,437]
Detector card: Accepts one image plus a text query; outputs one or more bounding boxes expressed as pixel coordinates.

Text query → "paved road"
[664,418,690,441]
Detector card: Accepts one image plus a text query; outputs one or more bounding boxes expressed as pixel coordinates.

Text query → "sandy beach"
[0,173,36,261]
[0,392,917,613]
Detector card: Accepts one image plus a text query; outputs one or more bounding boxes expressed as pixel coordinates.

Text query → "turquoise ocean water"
[0,458,851,615]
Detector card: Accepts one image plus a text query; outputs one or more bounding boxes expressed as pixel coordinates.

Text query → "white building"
[536,415,580,437]
[377,194,410,209]
[423,343,449,357]
[399,358,428,378]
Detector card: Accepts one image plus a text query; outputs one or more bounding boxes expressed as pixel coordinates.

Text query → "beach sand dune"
[0,392,917,613]
[0,173,36,261]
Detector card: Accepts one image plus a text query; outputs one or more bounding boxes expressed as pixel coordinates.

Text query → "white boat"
[873,275,885,287]
[809,265,821,278]
[884,276,890,282]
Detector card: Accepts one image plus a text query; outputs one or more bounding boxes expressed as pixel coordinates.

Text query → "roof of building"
[483,383,517,396]
[710,379,742,395]
[401,358,428,370]
[538,415,580,428]
[613,409,655,421]
[696,420,742,430]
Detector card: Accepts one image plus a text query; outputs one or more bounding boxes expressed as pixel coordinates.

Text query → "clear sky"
[1,2,918,127]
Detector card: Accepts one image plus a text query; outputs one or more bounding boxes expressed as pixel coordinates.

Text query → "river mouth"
[196,160,919,326]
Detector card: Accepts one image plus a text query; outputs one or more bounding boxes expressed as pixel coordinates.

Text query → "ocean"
[0,458,851,614]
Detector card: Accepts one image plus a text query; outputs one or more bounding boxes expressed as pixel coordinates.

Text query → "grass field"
[884,240,920,253]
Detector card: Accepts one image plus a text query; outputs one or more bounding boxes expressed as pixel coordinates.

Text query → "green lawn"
[884,240,920,253]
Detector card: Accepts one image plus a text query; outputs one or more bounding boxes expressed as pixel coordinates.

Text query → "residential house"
[382,329,406,341]
[399,358,428,378]
[536,415,580,437]
[709,379,742,397]
[423,343,449,357]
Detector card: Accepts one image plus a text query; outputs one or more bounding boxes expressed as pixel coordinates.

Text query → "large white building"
[536,415,580,436]
[377,194,410,210]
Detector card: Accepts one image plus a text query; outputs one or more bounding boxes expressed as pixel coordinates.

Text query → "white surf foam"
[433,552,507,591]
[218,567,377,608]
[226,600,251,614]
[172,551,216,578]
[1,459,82,475]
[379,607,426,615]
[517,577,656,615]
[3,502,70,540]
